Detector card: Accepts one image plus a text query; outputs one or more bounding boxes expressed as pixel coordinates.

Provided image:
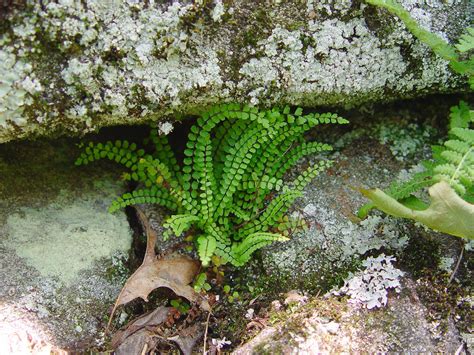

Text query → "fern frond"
[213,121,271,219]
[270,142,333,180]
[291,160,333,192]
[75,140,143,169]
[231,232,289,266]
[109,187,177,213]
[197,235,216,266]
[136,155,181,191]
[163,214,200,237]
[181,104,255,216]
[434,129,473,196]
[449,101,472,130]
[214,240,238,265]
[212,119,245,180]
[148,129,181,178]
[456,27,474,53]
[228,204,252,221]
[236,189,302,239]
[450,127,474,144]
[365,0,458,62]
[204,222,231,245]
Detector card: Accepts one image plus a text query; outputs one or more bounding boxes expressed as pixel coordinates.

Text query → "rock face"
[233,98,471,353]
[0,0,470,143]
[232,279,463,354]
[0,138,132,351]
[258,99,437,291]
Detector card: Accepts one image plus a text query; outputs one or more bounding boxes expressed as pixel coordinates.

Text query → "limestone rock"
[0,0,471,143]
[0,138,133,351]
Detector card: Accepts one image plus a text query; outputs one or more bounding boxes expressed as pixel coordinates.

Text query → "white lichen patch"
[335,254,404,309]
[335,121,435,161]
[212,0,226,22]
[377,123,435,161]
[238,14,453,105]
[158,121,174,135]
[267,208,409,274]
[0,49,42,128]
[3,190,132,284]
[0,0,469,142]
[45,1,223,123]
[438,257,454,272]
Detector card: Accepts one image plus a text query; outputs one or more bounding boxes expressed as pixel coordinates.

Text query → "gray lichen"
[0,0,470,142]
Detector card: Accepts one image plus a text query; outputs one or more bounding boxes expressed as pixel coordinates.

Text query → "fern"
[357,0,474,237]
[76,104,347,266]
[359,101,474,219]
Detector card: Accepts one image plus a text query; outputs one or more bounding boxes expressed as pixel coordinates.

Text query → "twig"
[448,244,464,285]
[202,311,211,355]
[454,342,464,355]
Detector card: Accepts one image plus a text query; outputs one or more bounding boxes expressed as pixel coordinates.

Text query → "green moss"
[398,230,442,278]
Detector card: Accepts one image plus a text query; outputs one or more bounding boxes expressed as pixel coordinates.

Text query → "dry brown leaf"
[114,329,158,355]
[108,208,211,329]
[112,307,171,349]
[168,324,204,355]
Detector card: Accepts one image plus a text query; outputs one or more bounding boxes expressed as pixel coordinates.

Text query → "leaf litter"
[109,207,211,353]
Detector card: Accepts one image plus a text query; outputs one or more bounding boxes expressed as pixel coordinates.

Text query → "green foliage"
[359,101,474,219]
[359,2,474,239]
[76,104,348,266]
[170,299,191,313]
[193,273,211,293]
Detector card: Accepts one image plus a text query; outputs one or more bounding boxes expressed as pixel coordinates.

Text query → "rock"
[256,96,455,291]
[232,278,463,353]
[0,138,133,351]
[0,0,470,143]
[233,98,471,353]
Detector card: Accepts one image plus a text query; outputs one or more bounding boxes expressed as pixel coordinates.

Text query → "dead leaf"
[108,208,211,329]
[168,324,204,355]
[112,307,171,349]
[361,181,474,239]
[114,329,159,355]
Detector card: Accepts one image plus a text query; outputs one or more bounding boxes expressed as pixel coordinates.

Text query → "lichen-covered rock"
[232,279,463,354]
[0,0,471,143]
[257,97,456,292]
[0,138,132,351]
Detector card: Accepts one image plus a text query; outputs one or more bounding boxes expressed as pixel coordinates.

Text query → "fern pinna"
[359,101,474,218]
[76,104,348,266]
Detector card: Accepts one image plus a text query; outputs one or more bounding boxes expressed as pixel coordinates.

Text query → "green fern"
[76,104,348,266]
[359,2,474,231]
[359,101,474,219]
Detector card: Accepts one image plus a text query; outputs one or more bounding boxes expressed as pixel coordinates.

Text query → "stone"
[0,0,471,143]
[0,138,133,351]
[232,98,471,353]
[232,279,463,354]
[257,97,452,291]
